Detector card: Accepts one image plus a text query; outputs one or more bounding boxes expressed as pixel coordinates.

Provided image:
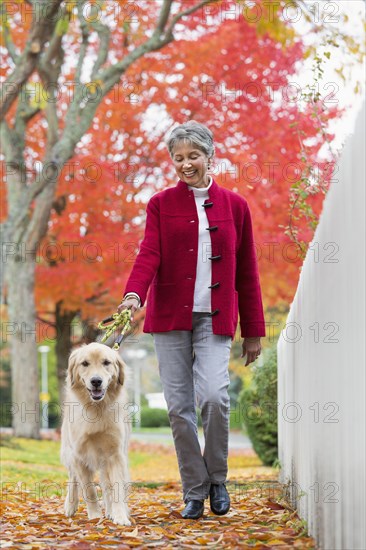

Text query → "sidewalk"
[130,429,252,450]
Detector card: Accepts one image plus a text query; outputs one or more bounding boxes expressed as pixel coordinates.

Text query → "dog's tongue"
[91,389,103,399]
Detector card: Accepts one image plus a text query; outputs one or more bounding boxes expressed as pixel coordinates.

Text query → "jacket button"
[208,309,219,316]
[188,248,194,252]
[189,220,196,223]
[208,282,220,289]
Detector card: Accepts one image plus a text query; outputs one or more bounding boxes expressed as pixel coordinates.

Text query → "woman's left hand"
[241,337,262,366]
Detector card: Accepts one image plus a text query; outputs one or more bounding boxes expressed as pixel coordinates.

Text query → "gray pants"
[152,312,232,502]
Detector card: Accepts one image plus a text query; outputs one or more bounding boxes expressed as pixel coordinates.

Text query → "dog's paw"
[64,499,78,517]
[111,513,131,526]
[87,508,102,520]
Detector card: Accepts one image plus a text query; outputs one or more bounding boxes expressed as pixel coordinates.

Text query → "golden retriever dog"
[61,343,131,526]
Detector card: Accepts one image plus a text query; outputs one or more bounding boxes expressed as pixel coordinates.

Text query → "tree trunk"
[6,257,40,438]
[55,303,76,406]
[2,164,60,438]
[82,320,100,344]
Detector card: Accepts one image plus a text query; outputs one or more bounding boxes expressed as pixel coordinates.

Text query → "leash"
[97,308,132,350]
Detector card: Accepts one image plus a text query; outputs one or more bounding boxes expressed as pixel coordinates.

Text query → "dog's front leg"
[99,468,113,519]
[103,457,131,526]
[75,462,102,520]
[64,471,79,517]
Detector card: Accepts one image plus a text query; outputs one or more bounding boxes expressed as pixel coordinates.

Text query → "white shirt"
[190,176,213,312]
[124,177,214,312]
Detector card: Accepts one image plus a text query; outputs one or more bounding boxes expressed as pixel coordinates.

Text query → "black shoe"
[209,483,230,515]
[181,499,204,519]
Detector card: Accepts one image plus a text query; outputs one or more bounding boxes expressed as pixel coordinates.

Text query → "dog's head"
[67,343,125,402]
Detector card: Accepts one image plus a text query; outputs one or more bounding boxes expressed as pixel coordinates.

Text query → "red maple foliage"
[1,1,341,333]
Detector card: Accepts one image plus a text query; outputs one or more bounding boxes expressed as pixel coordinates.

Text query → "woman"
[118,121,266,520]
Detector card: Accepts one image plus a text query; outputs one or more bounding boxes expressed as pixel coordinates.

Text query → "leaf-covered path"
[1,440,317,549]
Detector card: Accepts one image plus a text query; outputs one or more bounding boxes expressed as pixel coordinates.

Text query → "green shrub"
[239,346,278,466]
[140,394,149,407]
[140,407,170,428]
[229,374,244,429]
[0,345,11,427]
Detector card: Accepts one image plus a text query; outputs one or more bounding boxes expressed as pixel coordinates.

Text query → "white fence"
[277,100,365,550]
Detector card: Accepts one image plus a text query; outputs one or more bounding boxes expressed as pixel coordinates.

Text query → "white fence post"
[277,100,365,550]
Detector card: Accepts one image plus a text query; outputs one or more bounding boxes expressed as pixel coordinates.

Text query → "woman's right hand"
[117,297,140,321]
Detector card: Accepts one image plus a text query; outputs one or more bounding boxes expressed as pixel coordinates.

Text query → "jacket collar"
[176,178,220,201]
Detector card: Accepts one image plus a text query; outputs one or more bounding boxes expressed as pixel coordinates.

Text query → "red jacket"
[124,178,266,339]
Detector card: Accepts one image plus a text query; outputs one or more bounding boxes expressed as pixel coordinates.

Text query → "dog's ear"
[67,348,79,387]
[115,354,125,386]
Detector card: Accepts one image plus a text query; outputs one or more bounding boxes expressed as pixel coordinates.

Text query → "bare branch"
[36,315,56,327]
[0,120,16,160]
[165,0,218,40]
[25,175,59,250]
[38,13,66,151]
[97,0,218,87]
[75,1,90,84]
[14,94,41,165]
[19,104,41,125]
[0,0,63,120]
[85,290,109,304]
[88,1,111,81]
[40,5,69,69]
[152,0,173,39]
[1,3,19,64]
[55,0,90,138]
[90,25,111,80]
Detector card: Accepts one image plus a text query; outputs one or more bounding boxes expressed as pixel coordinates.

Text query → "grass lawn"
[1,435,267,498]
[132,426,172,434]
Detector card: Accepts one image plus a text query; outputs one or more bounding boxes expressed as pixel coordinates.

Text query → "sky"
[291,0,365,155]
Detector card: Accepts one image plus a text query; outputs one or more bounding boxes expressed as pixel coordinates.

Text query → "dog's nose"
[90,377,103,388]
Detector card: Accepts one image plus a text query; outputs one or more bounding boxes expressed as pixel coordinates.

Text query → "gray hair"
[166,121,215,159]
